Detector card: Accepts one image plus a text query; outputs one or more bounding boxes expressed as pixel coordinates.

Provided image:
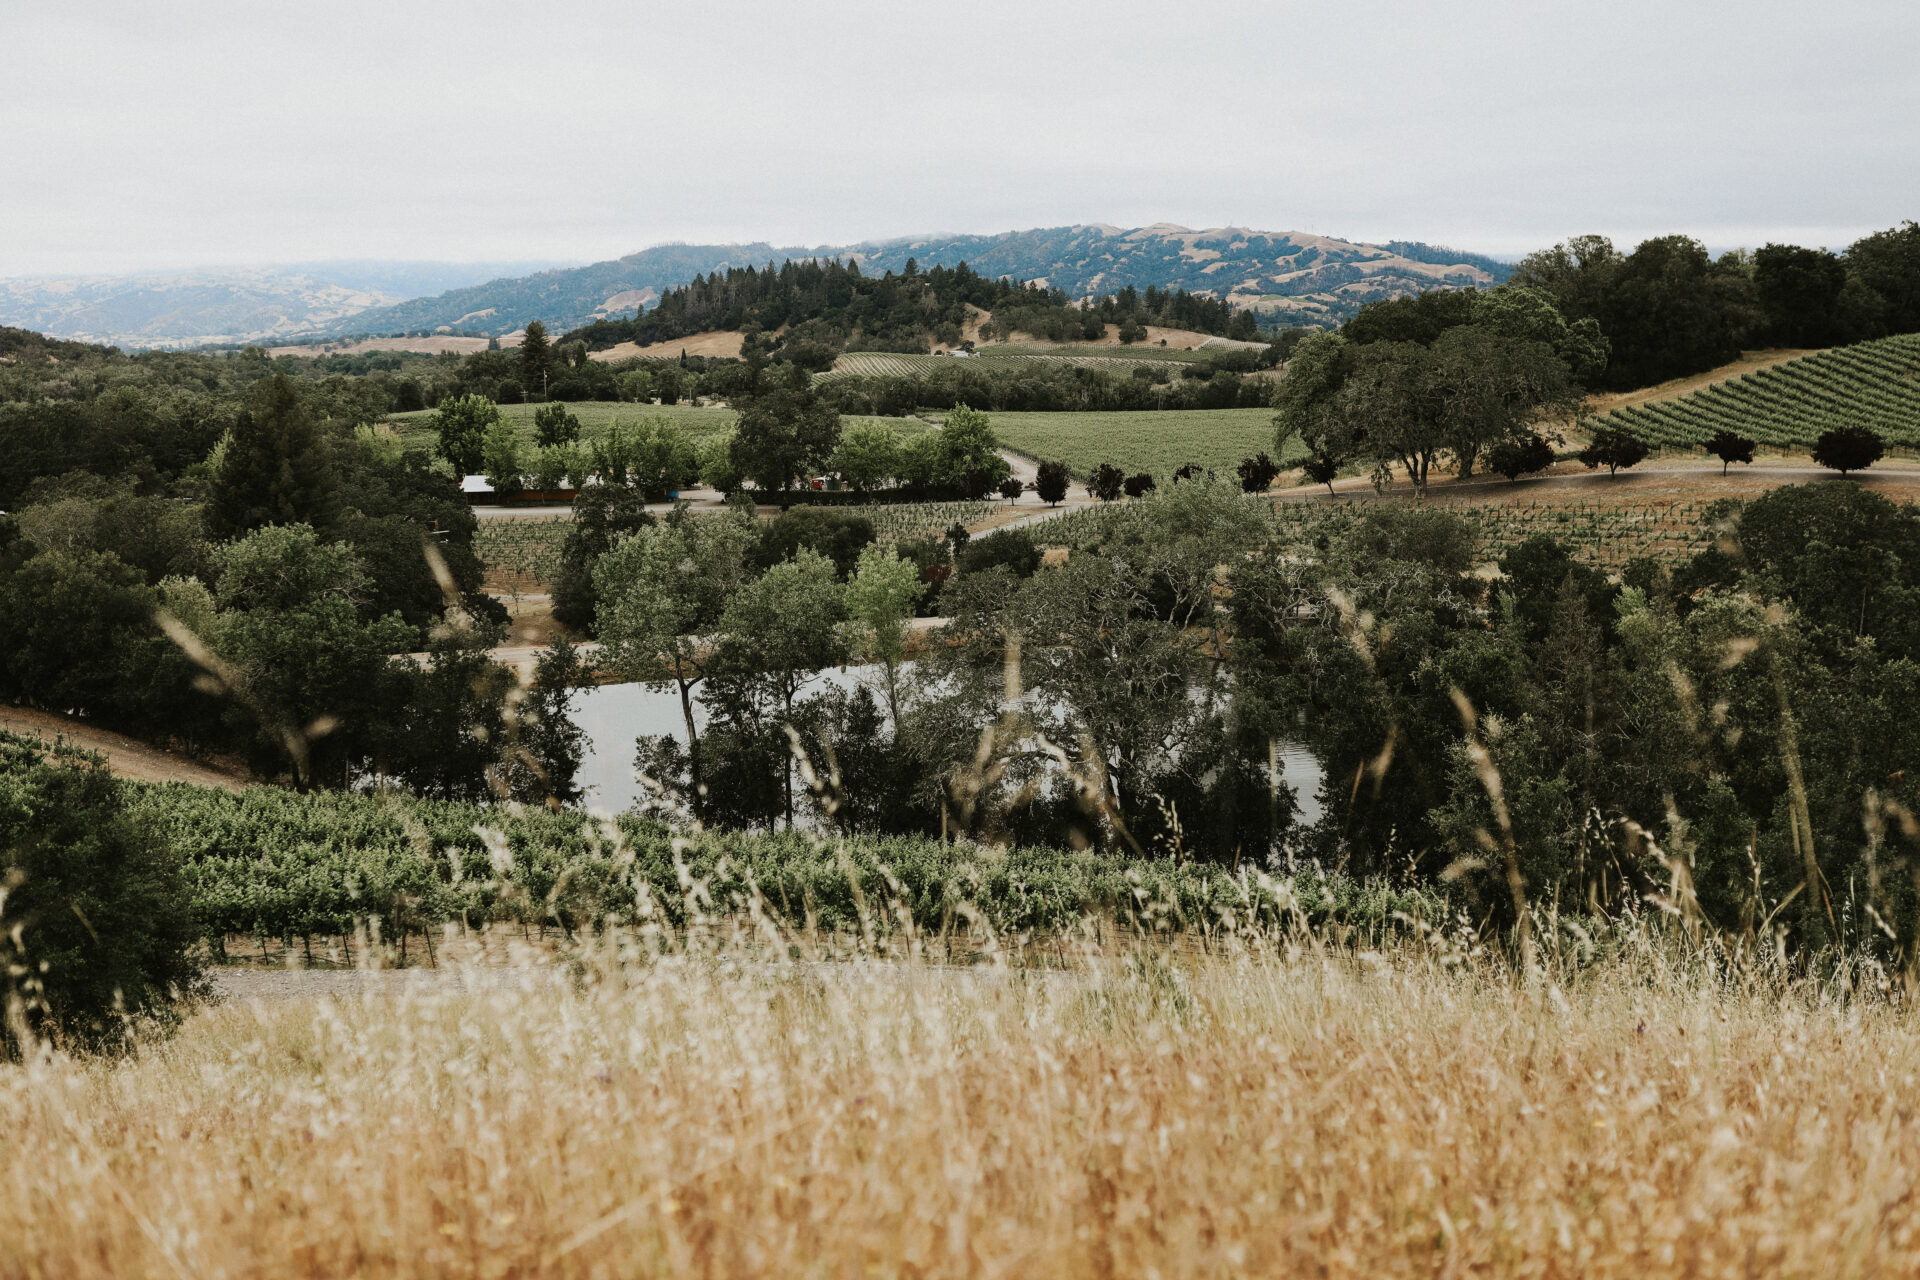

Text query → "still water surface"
[569,669,1326,826]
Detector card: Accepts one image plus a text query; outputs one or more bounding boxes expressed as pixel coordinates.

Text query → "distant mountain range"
[0,227,1513,349]
[0,260,572,349]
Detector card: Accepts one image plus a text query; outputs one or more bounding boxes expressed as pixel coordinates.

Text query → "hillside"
[1593,334,1920,449]
[305,225,1512,341]
[564,258,1260,363]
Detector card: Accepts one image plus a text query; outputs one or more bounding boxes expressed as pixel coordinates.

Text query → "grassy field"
[1595,333,1920,450]
[8,936,1919,1277]
[991,407,1305,479]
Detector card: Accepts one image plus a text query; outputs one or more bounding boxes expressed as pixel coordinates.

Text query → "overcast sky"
[4,0,1916,277]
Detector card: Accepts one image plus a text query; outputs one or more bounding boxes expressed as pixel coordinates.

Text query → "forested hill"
[563,259,1259,365]
[306,225,1511,341]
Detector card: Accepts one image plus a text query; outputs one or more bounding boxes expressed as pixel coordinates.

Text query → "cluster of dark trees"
[819,355,1278,417]
[0,342,582,801]
[1504,222,1920,390]
[564,258,1261,367]
[982,283,1262,344]
[1277,286,1606,489]
[594,476,1920,961]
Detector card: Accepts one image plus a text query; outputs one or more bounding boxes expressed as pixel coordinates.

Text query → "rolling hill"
[308,225,1511,342]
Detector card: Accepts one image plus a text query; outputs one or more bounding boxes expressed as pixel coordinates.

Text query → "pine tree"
[520,320,552,398]
[206,373,338,539]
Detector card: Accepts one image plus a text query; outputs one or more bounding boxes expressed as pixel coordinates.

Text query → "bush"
[956,529,1042,578]
[1238,452,1281,493]
[1087,463,1125,502]
[1123,472,1157,499]
[0,735,202,1053]
[752,507,877,579]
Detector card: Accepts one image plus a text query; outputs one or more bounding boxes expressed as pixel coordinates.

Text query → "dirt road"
[0,706,248,791]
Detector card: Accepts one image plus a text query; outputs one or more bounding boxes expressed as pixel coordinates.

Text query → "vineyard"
[1043,489,1722,569]
[473,516,571,586]
[1591,333,1920,450]
[993,408,1307,480]
[0,733,1436,957]
[822,350,1201,381]
[385,400,740,451]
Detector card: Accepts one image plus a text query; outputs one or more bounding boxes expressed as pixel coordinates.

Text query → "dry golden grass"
[6,933,1920,1278]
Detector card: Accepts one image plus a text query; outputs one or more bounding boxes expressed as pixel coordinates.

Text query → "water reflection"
[569,668,1326,827]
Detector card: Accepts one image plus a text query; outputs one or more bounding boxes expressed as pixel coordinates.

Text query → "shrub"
[1123,473,1157,499]
[1087,463,1125,502]
[1238,452,1281,493]
[956,529,1042,578]
[0,735,202,1053]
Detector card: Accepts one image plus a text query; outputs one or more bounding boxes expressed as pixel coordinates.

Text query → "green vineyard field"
[991,408,1306,480]
[386,400,739,451]
[1594,334,1920,449]
[821,349,1202,381]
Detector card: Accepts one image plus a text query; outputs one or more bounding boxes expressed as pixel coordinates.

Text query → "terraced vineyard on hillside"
[1594,334,1920,450]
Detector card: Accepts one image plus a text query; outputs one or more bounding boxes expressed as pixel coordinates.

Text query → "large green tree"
[520,320,553,397]
[708,547,846,827]
[729,377,842,492]
[844,543,927,729]
[205,524,414,787]
[431,394,501,476]
[207,373,339,539]
[595,514,757,807]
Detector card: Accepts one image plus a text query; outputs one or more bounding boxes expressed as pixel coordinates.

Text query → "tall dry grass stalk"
[5,933,1920,1278]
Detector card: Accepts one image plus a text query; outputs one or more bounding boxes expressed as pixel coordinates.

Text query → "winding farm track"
[0,705,248,791]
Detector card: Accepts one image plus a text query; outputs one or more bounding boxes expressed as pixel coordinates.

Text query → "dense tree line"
[0,346,582,799]
[564,258,1259,365]
[820,356,1278,416]
[582,474,1920,964]
[1506,222,1920,390]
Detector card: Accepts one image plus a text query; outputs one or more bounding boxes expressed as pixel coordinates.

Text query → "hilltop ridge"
[0,226,1508,349]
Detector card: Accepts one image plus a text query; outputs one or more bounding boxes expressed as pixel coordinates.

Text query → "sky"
[4,0,1917,278]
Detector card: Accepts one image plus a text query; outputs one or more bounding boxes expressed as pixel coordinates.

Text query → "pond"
[568,670,1326,826]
